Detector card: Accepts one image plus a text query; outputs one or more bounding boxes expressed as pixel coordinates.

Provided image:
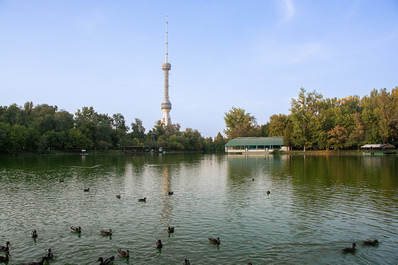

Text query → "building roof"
[361,144,395,149]
[225,137,284,147]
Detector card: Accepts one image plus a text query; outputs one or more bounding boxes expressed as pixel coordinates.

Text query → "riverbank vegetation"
[224,87,398,151]
[0,104,226,154]
[1,87,396,154]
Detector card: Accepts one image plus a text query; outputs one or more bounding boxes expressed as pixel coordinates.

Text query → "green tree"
[347,113,365,149]
[327,125,348,151]
[224,107,260,139]
[214,132,227,152]
[131,118,146,139]
[268,114,289,137]
[375,88,394,143]
[290,88,323,151]
[361,90,380,143]
[54,111,74,132]
[0,122,11,152]
[9,124,28,152]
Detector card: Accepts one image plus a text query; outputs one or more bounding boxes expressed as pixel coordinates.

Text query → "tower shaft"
[161,17,172,126]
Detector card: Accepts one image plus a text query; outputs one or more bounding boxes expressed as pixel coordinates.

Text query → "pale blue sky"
[1,0,397,137]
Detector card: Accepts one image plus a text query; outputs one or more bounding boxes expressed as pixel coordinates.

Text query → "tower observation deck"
[161,17,172,126]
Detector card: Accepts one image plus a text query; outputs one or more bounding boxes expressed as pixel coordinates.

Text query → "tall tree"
[268,114,289,137]
[224,107,260,139]
[289,88,323,151]
[327,125,348,151]
[131,118,146,139]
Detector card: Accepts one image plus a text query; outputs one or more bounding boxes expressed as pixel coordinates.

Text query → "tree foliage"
[224,107,260,139]
[0,103,218,153]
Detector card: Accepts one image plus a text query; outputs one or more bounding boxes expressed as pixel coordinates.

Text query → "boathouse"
[225,137,285,154]
[361,143,396,155]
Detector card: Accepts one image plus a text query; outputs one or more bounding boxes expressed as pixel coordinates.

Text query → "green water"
[0,154,397,264]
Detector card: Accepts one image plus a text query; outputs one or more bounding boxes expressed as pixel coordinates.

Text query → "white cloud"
[282,0,295,21]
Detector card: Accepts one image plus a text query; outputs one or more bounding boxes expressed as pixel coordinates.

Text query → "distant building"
[225,137,285,154]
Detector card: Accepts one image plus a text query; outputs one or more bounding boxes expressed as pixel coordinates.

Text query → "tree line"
[223,87,398,151]
[2,87,396,154]
[0,103,226,154]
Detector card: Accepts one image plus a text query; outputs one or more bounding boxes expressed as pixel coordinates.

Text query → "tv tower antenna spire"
[161,15,172,126]
[165,15,169,63]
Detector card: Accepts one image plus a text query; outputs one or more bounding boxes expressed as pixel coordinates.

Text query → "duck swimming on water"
[363,239,378,246]
[117,249,129,258]
[342,243,356,253]
[71,226,82,233]
[97,256,114,265]
[0,252,9,263]
[44,248,53,260]
[208,237,221,244]
[100,229,112,236]
[31,230,38,238]
[0,241,10,252]
[156,239,163,248]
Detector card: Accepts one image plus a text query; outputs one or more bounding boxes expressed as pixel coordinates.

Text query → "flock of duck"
[0,187,380,264]
[342,240,379,253]
[0,191,226,265]
[0,239,52,265]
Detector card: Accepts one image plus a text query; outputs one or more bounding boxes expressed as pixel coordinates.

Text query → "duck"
[363,239,379,246]
[138,197,146,202]
[116,195,121,199]
[266,190,271,195]
[31,230,38,238]
[342,243,356,253]
[184,259,191,265]
[44,248,53,260]
[155,239,163,248]
[168,226,175,233]
[0,241,10,252]
[168,191,174,195]
[100,229,112,236]
[22,257,48,265]
[97,256,114,265]
[84,188,90,192]
[208,237,221,244]
[0,252,9,263]
[117,249,129,258]
[71,226,82,233]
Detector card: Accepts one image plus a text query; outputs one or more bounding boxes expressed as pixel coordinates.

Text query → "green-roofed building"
[225,137,285,154]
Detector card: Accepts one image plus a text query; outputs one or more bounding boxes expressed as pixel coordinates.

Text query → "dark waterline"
[0,154,397,264]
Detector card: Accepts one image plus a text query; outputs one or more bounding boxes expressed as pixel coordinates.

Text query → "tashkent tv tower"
[161,17,172,126]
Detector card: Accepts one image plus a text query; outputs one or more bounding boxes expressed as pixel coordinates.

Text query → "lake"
[0,153,397,264]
